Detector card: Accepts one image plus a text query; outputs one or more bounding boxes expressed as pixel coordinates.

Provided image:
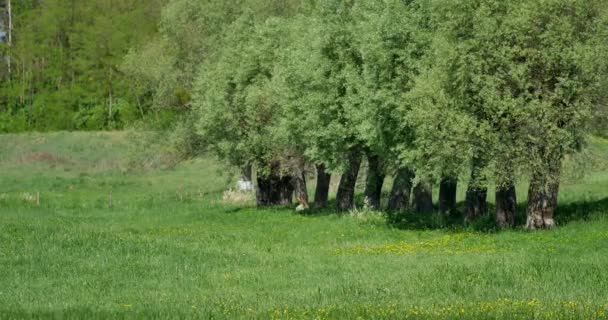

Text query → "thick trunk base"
[438,177,457,215]
[238,165,254,191]
[292,165,309,211]
[465,186,488,220]
[242,165,252,182]
[336,152,362,210]
[256,173,294,207]
[526,155,561,230]
[388,168,414,212]
[526,177,558,230]
[363,155,385,210]
[496,183,516,229]
[413,180,433,214]
[314,164,331,209]
[465,160,488,221]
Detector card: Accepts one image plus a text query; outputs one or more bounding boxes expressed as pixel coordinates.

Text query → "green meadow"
[1,132,607,319]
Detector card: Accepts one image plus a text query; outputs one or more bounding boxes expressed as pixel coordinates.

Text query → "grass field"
[1,132,608,319]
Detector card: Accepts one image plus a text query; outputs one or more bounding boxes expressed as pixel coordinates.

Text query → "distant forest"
[0,1,606,135]
[0,0,163,131]
[0,0,310,132]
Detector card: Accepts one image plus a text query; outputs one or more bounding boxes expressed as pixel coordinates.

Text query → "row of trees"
[125,0,607,230]
[2,1,604,230]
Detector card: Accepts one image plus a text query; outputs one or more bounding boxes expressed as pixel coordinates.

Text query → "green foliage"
[0,0,163,132]
[2,0,606,187]
[404,0,608,185]
[121,0,309,163]
[0,0,606,224]
[185,0,607,198]
[194,16,291,174]
[264,5,366,172]
[123,0,305,113]
[347,0,431,164]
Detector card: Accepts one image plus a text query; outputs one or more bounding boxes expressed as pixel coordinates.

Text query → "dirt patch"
[21,152,75,167]
[94,158,123,172]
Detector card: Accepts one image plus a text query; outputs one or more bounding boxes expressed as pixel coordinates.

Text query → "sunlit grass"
[0,132,607,319]
[337,233,498,255]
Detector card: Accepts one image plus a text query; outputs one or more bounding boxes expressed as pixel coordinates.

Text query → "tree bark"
[465,184,487,220]
[526,159,561,230]
[256,175,274,207]
[292,164,309,210]
[314,164,331,209]
[336,151,362,210]
[237,164,254,192]
[363,155,385,210]
[388,168,414,212]
[413,180,433,214]
[438,176,458,215]
[277,175,294,205]
[465,161,488,220]
[496,182,517,229]
[242,165,253,183]
[256,165,294,207]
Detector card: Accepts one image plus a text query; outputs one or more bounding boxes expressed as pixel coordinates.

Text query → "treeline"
[0,0,162,131]
[2,0,608,230]
[129,0,605,230]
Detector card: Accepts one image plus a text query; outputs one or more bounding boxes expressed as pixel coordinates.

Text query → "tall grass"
[0,132,607,319]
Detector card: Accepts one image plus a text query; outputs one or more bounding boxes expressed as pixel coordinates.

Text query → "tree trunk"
[413,180,433,213]
[314,164,331,209]
[363,155,385,210]
[69,0,76,86]
[6,0,10,44]
[465,184,488,220]
[242,165,253,182]
[237,165,254,192]
[388,168,414,211]
[256,166,294,207]
[465,161,488,220]
[336,151,362,210]
[277,175,294,205]
[6,0,11,78]
[292,164,309,210]
[496,182,517,229]
[526,159,561,230]
[438,176,458,215]
[256,175,274,207]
